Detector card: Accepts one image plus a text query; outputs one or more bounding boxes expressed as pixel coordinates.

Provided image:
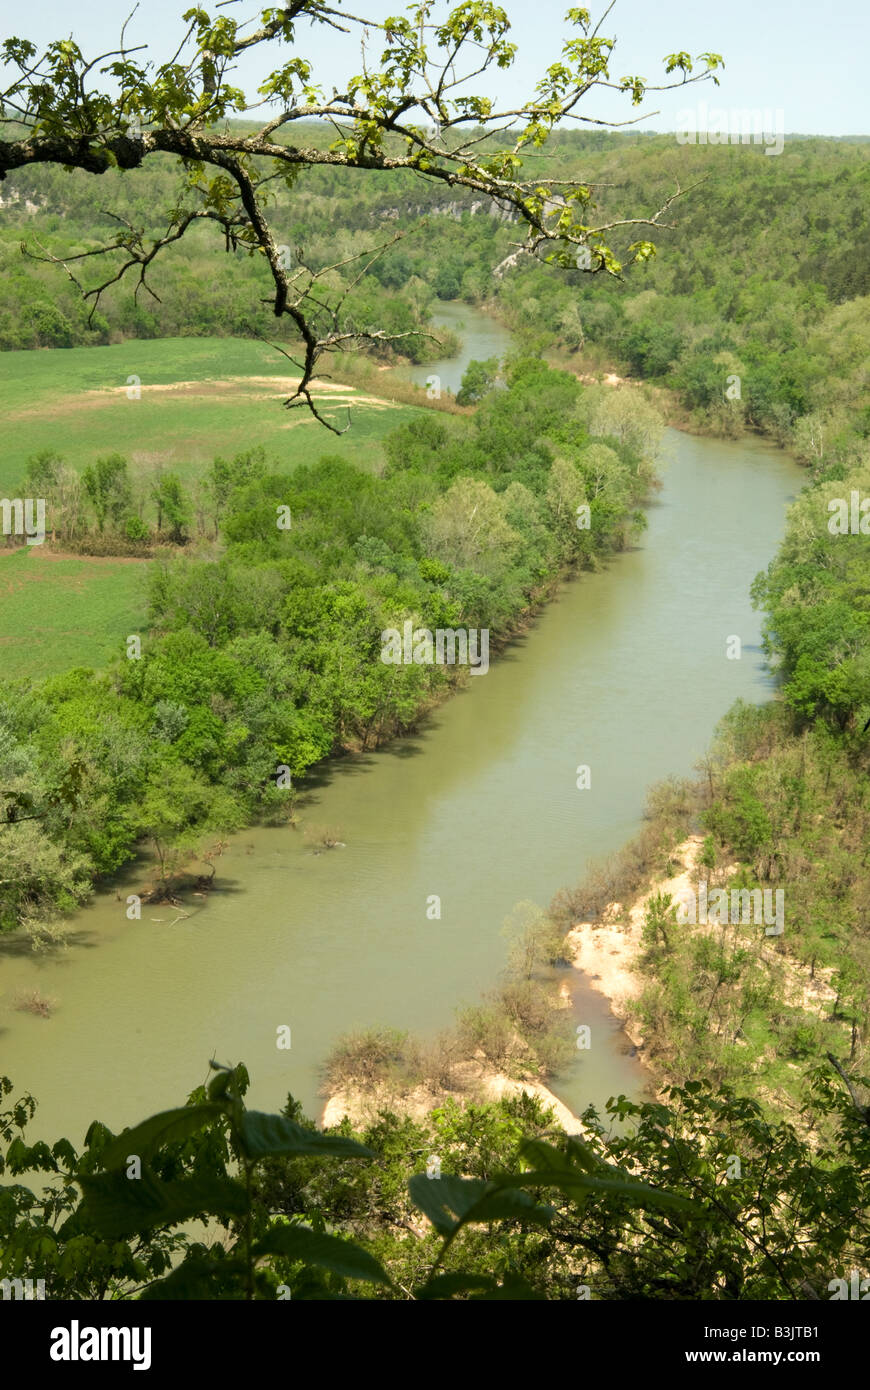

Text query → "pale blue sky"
[5,1,868,135]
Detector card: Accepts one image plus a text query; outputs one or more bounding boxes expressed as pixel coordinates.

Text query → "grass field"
[0,336,435,679]
[0,545,149,681]
[0,337,426,491]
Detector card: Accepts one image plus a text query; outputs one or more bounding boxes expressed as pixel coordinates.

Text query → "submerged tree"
[1,2,721,428]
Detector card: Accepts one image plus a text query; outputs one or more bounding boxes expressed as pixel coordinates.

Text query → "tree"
[22,449,62,496]
[80,452,132,533]
[579,386,664,462]
[642,891,678,952]
[152,472,192,544]
[137,756,242,895]
[456,356,499,406]
[433,260,464,300]
[206,448,271,538]
[0,816,91,933]
[21,451,85,542]
[545,454,591,560]
[501,900,567,978]
[423,476,520,576]
[1,5,722,428]
[557,299,585,351]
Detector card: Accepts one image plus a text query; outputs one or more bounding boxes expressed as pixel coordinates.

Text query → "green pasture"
[0,337,422,491]
[0,336,431,676]
[0,545,149,681]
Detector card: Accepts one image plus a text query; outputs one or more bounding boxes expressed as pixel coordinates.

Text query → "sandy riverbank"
[564,833,707,1054]
[321,1058,591,1135]
[318,827,839,1133]
[319,1056,589,1134]
[564,829,839,1121]
[319,838,710,1134]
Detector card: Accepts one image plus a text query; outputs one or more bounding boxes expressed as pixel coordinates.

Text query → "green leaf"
[519,1136,605,1174]
[253,1223,390,1284]
[100,1104,224,1169]
[408,1174,488,1234]
[238,1111,372,1160]
[138,1249,232,1300]
[207,1070,233,1101]
[408,1173,554,1236]
[68,1168,248,1238]
[563,1175,701,1213]
[498,1168,701,1214]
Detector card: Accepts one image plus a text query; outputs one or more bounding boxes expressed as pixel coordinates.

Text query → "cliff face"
[376,197,518,224]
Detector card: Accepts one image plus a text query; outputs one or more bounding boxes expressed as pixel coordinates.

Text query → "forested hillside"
[3,124,868,467]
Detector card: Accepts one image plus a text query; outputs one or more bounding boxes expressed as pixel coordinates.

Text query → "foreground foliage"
[2,1060,867,1299]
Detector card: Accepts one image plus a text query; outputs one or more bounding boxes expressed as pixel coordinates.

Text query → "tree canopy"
[1,2,721,425]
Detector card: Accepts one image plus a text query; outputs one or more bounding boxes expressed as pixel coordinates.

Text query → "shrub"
[456,1004,516,1072]
[323,1027,417,1093]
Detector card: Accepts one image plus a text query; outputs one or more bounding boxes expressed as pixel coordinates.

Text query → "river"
[397,298,514,394]
[0,304,804,1147]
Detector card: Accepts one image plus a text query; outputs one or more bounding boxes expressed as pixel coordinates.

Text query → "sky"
[3,0,868,136]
